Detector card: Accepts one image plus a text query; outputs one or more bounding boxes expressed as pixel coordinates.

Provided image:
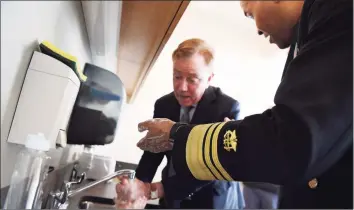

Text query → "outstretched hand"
[136,118,176,153]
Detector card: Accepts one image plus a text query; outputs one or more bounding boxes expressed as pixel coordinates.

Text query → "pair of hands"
[114,117,234,209]
[114,118,176,209]
[136,117,234,153]
[114,176,151,209]
[115,176,164,209]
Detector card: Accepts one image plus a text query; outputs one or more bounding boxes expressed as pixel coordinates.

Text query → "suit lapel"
[190,87,216,124]
[169,95,181,122]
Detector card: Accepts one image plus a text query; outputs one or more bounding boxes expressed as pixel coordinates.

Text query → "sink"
[78,196,115,209]
[52,178,160,210]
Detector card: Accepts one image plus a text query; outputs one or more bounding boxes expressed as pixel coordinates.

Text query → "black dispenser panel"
[66,63,125,145]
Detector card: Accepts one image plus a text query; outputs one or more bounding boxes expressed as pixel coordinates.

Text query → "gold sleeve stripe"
[186,123,215,180]
[203,123,225,180]
[211,122,234,181]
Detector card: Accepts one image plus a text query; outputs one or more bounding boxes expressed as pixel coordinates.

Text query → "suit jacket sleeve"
[172,0,353,186]
[135,101,165,183]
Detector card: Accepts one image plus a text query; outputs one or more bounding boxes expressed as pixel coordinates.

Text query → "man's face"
[173,53,213,107]
[240,1,295,49]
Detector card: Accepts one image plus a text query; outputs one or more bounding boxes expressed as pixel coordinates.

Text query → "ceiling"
[133,0,289,116]
[81,1,287,105]
[81,1,189,103]
[115,1,189,103]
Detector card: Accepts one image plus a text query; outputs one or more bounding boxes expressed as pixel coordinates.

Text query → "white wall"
[0,1,92,187]
[93,1,289,183]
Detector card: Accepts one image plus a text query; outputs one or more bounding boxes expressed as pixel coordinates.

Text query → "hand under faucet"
[44,168,135,209]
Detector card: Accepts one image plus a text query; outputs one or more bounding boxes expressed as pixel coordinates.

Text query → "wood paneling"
[116,0,190,103]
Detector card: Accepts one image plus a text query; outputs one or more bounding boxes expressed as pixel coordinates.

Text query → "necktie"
[180,106,193,123]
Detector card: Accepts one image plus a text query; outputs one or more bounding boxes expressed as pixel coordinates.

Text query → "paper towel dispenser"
[66,63,126,145]
[8,51,81,149]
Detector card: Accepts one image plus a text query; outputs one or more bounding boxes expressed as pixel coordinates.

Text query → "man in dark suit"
[115,38,244,209]
[134,0,353,209]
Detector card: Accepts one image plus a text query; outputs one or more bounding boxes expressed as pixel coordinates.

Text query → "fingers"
[136,132,165,148]
[136,138,145,148]
[115,197,147,209]
[116,175,130,186]
[138,118,170,132]
[121,178,129,185]
[116,181,124,193]
[115,177,131,195]
[224,117,235,122]
[115,184,134,206]
[137,139,151,152]
[115,180,148,209]
[137,135,150,148]
[138,119,155,132]
[115,198,131,209]
[132,197,148,209]
[136,138,158,152]
[146,134,165,140]
[137,134,164,146]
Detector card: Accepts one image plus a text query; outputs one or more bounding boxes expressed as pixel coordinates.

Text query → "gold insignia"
[223,130,237,152]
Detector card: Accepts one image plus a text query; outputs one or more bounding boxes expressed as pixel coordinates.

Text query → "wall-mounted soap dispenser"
[66,63,126,146]
[7,51,81,149]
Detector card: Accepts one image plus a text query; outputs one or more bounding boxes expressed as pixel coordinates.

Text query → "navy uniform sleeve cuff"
[170,123,195,179]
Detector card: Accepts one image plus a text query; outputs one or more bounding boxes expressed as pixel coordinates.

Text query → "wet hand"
[137,118,176,153]
[115,176,150,209]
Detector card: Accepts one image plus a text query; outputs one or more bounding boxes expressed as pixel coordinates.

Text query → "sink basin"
[78,196,115,209]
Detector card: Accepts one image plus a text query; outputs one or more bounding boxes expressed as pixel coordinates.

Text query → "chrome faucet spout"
[44,169,135,209]
[68,169,135,198]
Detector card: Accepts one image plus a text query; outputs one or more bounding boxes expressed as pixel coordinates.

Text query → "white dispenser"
[7,51,81,149]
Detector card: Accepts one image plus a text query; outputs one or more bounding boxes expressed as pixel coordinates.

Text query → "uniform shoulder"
[305,0,351,19]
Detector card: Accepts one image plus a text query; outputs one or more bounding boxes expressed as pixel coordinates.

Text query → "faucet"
[44,164,135,209]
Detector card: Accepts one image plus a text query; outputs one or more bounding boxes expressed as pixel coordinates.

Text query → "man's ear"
[207,72,214,83]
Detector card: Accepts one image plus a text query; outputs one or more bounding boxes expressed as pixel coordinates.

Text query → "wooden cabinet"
[116,1,190,103]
